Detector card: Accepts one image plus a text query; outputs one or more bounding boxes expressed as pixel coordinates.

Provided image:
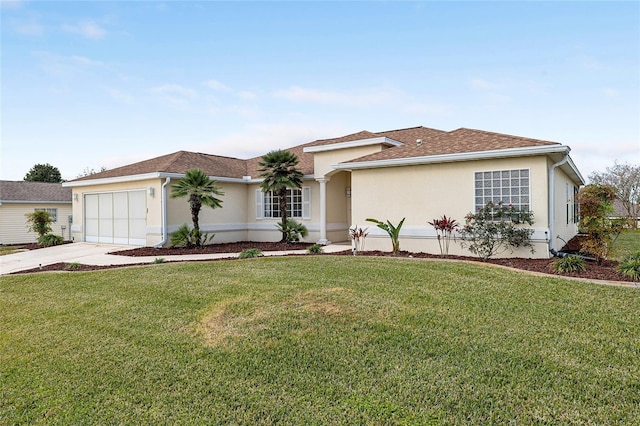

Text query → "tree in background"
[170,169,224,247]
[589,161,640,229]
[258,150,304,243]
[578,184,624,264]
[77,166,107,178]
[24,163,63,183]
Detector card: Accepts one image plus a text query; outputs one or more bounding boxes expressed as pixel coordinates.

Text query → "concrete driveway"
[0,242,133,275]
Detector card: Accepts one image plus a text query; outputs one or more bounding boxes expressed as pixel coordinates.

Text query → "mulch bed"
[9,239,636,283]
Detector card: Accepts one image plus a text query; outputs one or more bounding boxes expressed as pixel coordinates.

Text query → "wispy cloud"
[204,79,231,92]
[32,51,105,77]
[602,88,619,99]
[62,21,106,40]
[469,77,513,109]
[0,0,23,10]
[273,86,403,107]
[13,20,44,36]
[150,84,198,107]
[107,88,134,104]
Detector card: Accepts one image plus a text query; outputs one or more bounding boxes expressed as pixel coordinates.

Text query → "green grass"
[1,257,638,424]
[611,229,640,260]
[0,246,25,256]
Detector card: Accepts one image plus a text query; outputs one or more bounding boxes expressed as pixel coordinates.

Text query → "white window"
[474,169,530,212]
[256,187,310,219]
[35,208,58,222]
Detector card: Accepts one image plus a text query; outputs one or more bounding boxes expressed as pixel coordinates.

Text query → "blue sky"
[1,1,638,182]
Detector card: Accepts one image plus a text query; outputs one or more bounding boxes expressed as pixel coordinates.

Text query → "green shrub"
[618,252,640,281]
[366,217,405,255]
[275,219,308,243]
[64,262,81,271]
[171,224,214,248]
[307,244,324,254]
[38,233,64,247]
[551,256,587,273]
[153,257,166,264]
[459,201,535,260]
[238,248,263,259]
[25,210,53,237]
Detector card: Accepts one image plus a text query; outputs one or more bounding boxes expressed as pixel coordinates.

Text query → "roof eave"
[0,200,72,204]
[303,136,404,153]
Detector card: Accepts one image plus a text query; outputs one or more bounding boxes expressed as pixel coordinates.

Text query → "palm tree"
[258,150,304,242]
[170,168,224,247]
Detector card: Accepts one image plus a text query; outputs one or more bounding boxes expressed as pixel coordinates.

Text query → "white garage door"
[84,191,146,245]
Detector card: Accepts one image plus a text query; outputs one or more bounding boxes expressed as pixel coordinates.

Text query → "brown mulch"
[9,238,636,283]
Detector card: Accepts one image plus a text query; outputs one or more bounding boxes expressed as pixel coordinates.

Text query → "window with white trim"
[256,187,310,219]
[474,169,530,212]
[35,208,58,222]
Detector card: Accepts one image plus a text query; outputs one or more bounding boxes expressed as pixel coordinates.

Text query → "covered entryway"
[84,191,146,245]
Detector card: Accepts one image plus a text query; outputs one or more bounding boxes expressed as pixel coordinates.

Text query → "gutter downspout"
[154,177,171,248]
[548,154,569,253]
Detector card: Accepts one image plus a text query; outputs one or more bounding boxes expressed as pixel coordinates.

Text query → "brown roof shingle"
[67,126,564,182]
[0,181,71,202]
[72,151,250,181]
[345,127,561,164]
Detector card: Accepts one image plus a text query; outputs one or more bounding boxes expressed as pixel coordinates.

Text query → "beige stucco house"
[63,126,584,258]
[0,181,72,244]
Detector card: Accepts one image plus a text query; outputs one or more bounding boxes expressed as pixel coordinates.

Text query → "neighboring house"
[611,199,640,228]
[0,181,72,244]
[63,126,585,258]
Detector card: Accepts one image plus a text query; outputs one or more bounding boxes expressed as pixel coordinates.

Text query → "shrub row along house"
[63,126,585,258]
[0,181,72,244]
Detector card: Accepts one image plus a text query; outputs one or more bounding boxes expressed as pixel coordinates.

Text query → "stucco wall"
[312,145,384,179]
[69,178,161,245]
[0,203,72,244]
[551,164,580,251]
[350,156,552,258]
[166,181,249,244]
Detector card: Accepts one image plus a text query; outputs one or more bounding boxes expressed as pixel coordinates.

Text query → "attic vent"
[416,139,422,146]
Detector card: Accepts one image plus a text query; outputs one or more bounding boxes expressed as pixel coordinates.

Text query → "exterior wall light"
[148,187,155,197]
[346,187,351,198]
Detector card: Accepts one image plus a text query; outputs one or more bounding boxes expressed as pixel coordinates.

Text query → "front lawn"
[1,257,638,424]
[612,228,640,260]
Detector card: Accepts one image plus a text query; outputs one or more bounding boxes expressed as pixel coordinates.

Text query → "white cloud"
[1,0,23,10]
[602,88,619,98]
[150,84,198,107]
[470,78,502,91]
[13,20,44,36]
[32,51,105,77]
[71,55,103,67]
[273,86,400,107]
[62,21,106,40]
[201,122,349,160]
[238,90,258,100]
[107,88,133,104]
[204,79,231,91]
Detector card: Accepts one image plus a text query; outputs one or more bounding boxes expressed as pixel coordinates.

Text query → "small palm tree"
[171,168,224,247]
[258,150,304,242]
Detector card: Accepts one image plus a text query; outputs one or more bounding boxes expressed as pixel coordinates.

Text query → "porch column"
[316,177,331,245]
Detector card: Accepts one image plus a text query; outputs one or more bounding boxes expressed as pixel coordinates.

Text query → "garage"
[84,191,146,245]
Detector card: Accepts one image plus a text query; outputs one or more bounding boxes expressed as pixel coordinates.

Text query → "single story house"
[0,180,72,244]
[63,126,585,258]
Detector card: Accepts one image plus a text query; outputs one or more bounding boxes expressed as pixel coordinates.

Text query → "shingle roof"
[66,126,564,183]
[345,127,560,163]
[72,151,250,181]
[0,181,72,202]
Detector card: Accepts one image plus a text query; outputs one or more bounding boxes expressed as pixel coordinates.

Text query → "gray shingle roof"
[0,181,72,202]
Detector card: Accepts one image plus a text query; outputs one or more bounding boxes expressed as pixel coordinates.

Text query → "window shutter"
[302,186,311,220]
[256,189,264,219]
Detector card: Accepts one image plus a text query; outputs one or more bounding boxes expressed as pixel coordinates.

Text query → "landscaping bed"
[11,239,635,283]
